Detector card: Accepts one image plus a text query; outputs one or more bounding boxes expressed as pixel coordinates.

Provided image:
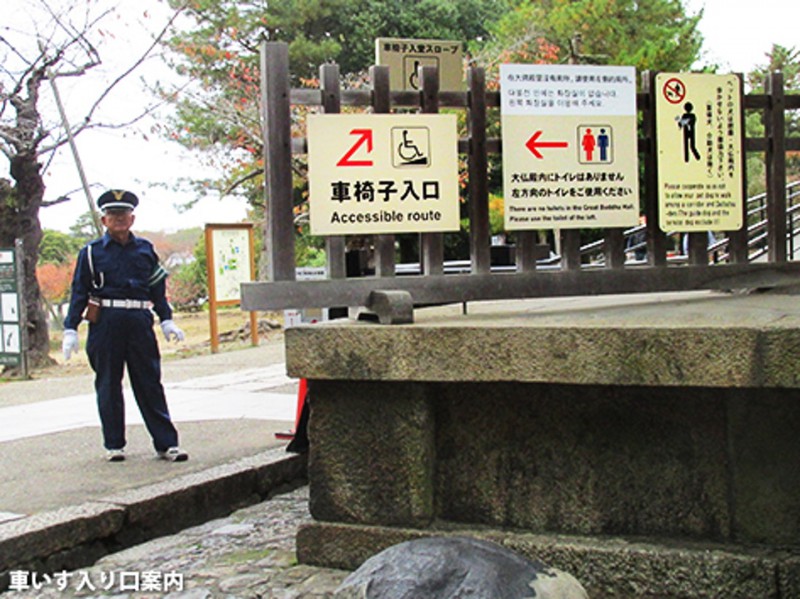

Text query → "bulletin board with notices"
[0,244,25,372]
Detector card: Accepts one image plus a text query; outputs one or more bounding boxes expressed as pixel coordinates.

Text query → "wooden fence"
[241,42,800,316]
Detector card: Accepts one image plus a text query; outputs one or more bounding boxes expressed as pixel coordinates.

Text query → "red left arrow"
[525,130,568,159]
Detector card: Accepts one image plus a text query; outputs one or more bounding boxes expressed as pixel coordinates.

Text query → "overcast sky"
[4,0,799,233]
[685,0,799,75]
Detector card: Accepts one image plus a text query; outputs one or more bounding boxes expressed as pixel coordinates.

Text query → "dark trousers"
[86,308,178,451]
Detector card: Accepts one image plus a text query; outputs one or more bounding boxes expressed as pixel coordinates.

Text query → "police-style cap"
[97,189,139,212]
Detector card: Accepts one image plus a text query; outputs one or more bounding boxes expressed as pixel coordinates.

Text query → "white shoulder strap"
[87,244,103,289]
[87,243,94,279]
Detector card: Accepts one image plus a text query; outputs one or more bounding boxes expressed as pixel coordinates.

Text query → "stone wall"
[286,292,800,597]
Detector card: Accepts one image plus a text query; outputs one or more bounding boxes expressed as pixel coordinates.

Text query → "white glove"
[62,329,79,361]
[160,319,185,342]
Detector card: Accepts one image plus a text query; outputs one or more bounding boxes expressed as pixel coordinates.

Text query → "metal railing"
[578,180,800,266]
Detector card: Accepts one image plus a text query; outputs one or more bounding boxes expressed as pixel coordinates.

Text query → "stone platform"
[285,290,800,598]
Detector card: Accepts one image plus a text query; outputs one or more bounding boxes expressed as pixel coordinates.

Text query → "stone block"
[308,381,434,527]
[334,536,588,598]
[727,391,800,545]
[435,383,732,541]
[298,522,785,598]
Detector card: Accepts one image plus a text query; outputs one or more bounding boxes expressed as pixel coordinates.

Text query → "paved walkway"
[0,363,296,443]
[0,345,300,520]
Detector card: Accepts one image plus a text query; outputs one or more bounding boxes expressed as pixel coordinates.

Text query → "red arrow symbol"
[525,130,568,159]
[337,129,374,167]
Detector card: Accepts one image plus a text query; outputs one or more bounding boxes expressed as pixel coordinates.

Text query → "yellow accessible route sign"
[307,113,460,235]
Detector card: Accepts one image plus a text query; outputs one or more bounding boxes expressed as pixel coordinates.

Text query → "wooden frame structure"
[242,42,800,316]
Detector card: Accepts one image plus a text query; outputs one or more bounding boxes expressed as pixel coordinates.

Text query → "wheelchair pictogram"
[403,56,440,91]
[392,127,431,167]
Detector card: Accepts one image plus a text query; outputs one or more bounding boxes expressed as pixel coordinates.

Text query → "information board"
[500,64,640,230]
[0,248,22,368]
[655,73,744,232]
[204,224,258,353]
[210,227,252,303]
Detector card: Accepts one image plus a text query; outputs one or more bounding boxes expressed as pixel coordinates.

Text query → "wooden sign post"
[205,223,258,353]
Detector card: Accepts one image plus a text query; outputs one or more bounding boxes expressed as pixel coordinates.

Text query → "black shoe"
[106,449,125,462]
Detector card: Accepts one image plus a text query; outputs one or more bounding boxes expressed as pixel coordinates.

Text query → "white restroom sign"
[500,64,640,230]
[307,113,460,235]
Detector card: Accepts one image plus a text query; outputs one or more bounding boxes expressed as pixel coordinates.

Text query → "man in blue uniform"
[62,189,188,463]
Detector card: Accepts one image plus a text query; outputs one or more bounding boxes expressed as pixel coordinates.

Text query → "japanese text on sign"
[329,179,441,203]
[375,37,464,92]
[380,41,459,55]
[308,114,460,235]
[656,73,743,232]
[500,64,639,230]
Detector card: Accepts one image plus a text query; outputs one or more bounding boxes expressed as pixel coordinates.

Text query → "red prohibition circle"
[662,77,686,104]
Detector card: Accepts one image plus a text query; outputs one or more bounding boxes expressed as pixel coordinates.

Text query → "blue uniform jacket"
[65,232,170,330]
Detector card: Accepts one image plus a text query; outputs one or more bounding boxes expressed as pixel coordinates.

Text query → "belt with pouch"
[100,299,153,310]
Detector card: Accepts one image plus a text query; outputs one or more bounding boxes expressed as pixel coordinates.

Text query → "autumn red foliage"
[37,261,75,305]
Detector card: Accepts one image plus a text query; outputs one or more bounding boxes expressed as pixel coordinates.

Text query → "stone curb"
[297,522,800,598]
[0,449,307,591]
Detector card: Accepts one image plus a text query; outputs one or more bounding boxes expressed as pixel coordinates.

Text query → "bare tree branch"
[0,1,192,366]
[39,0,106,69]
[223,168,264,196]
[37,99,167,155]
[41,194,70,208]
[79,5,187,128]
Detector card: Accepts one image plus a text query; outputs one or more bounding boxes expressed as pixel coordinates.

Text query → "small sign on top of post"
[204,223,258,354]
[375,37,463,91]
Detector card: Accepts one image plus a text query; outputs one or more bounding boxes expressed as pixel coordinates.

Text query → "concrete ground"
[0,340,298,521]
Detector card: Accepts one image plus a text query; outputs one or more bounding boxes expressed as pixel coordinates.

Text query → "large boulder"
[334,536,587,599]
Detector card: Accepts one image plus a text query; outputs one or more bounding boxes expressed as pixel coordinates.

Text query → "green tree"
[160,0,513,199]
[475,0,703,75]
[38,229,85,265]
[744,44,800,196]
[337,0,513,75]
[68,212,103,243]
